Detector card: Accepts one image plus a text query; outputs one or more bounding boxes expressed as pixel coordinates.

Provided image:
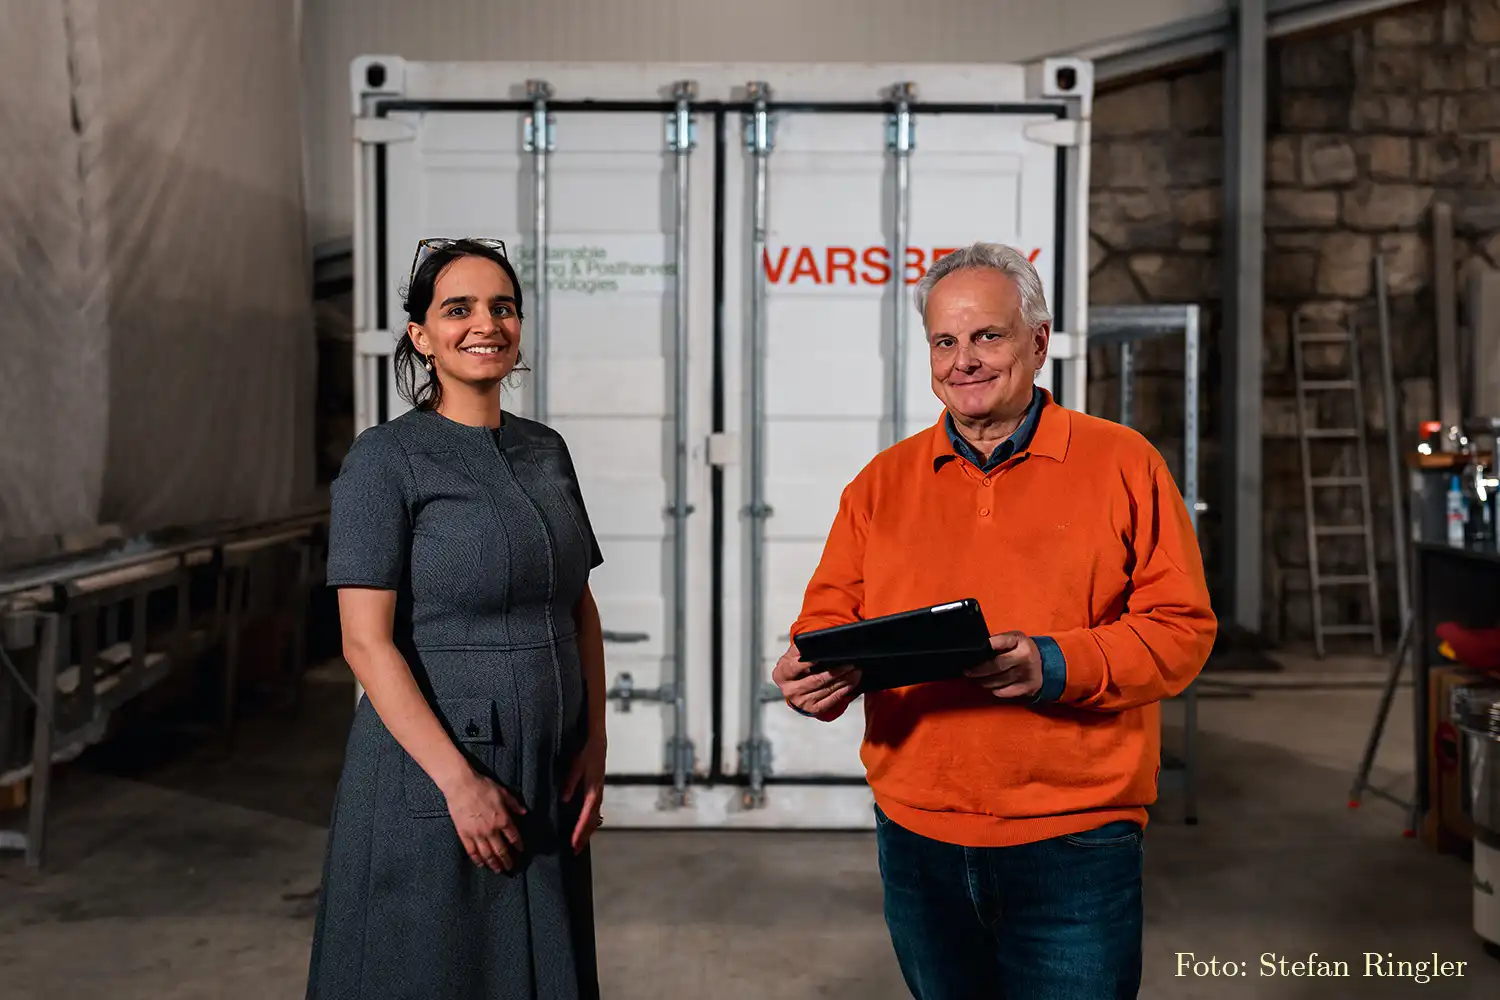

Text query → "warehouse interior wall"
[299,0,1221,246]
[1087,0,1500,642]
[0,0,317,565]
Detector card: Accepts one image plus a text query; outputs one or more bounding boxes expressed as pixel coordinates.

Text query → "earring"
[424,354,434,371]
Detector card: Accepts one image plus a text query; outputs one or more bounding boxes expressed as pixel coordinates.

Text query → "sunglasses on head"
[408,237,509,283]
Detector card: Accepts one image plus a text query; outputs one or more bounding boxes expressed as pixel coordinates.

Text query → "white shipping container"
[349,58,1095,829]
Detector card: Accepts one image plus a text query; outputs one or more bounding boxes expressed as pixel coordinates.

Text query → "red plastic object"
[1434,622,1500,673]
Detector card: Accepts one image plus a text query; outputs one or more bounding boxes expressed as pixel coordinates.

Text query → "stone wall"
[1088,0,1500,644]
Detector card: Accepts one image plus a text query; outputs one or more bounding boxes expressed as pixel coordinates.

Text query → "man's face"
[925,268,1049,422]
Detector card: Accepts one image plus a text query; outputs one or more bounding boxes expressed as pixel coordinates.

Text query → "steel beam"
[1073,0,1422,84]
[1223,0,1266,634]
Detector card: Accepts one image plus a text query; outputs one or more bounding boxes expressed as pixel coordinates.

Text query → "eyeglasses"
[409,237,509,283]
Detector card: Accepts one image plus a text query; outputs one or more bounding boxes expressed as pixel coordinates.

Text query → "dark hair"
[393,238,529,411]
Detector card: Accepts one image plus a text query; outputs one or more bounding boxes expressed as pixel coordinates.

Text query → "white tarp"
[0,0,107,546]
[0,0,316,561]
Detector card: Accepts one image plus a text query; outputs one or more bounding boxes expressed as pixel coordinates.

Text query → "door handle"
[602,630,650,644]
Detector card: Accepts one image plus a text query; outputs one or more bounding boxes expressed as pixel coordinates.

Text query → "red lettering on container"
[788,247,821,283]
[862,247,891,284]
[762,246,1043,284]
[826,246,857,284]
[905,248,926,285]
[763,247,790,282]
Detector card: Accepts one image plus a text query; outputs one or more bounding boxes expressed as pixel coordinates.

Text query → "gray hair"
[913,242,1053,331]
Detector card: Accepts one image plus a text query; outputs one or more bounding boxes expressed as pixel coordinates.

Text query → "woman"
[306,238,607,1000]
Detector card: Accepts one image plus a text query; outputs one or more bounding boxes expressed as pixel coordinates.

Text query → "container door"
[719,107,1066,808]
[377,107,718,788]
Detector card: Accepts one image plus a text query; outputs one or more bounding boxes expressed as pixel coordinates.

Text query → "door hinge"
[742,81,776,153]
[353,117,417,145]
[737,736,773,778]
[666,113,698,152]
[667,80,698,152]
[663,735,696,776]
[1023,118,1082,148]
[524,114,556,153]
[885,81,916,153]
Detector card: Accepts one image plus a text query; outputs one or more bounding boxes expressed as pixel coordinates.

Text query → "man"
[772,242,1217,999]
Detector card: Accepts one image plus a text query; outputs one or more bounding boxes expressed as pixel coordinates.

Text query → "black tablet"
[793,598,994,692]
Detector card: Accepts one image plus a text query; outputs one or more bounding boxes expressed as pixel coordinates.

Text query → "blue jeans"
[875,805,1143,1000]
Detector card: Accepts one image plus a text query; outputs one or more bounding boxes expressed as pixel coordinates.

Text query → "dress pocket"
[404,696,500,818]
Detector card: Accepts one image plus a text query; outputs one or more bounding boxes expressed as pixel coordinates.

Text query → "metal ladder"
[1291,311,1384,658]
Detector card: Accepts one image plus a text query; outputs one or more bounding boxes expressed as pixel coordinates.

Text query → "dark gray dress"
[306,406,603,1000]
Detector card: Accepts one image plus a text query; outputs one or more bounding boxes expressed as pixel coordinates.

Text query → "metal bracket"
[742,81,776,153]
[885,82,916,152]
[664,502,697,518]
[885,115,916,152]
[666,79,698,152]
[737,736,773,779]
[666,115,697,151]
[741,116,776,151]
[663,735,696,777]
[523,113,556,153]
[1022,118,1082,148]
[606,671,670,713]
[743,502,775,519]
[524,78,556,152]
[353,117,417,145]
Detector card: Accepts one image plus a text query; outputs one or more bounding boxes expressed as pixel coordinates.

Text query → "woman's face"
[407,255,522,390]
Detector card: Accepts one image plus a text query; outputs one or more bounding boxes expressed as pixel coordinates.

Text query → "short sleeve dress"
[304,406,604,1000]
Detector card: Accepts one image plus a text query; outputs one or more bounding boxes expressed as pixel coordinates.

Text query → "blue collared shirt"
[941,385,1046,473]
[940,386,1067,703]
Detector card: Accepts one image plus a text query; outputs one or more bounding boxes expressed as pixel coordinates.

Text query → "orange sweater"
[790,392,1217,848]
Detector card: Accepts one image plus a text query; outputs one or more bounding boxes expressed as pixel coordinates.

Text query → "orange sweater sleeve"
[792,482,869,634]
[788,482,870,722]
[1047,458,1217,711]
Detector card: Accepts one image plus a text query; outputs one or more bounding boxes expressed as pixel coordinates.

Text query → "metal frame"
[664,80,698,806]
[885,82,915,450]
[739,81,776,806]
[1071,0,1425,84]
[1374,255,1412,634]
[0,514,324,868]
[1222,0,1267,637]
[525,79,554,424]
[1088,303,1203,824]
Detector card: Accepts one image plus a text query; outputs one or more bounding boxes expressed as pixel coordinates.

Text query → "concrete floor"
[2,657,1499,999]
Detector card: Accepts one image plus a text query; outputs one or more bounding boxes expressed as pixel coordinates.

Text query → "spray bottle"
[1445,474,1467,548]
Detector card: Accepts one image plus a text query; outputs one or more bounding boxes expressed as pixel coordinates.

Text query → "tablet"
[793,598,994,692]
